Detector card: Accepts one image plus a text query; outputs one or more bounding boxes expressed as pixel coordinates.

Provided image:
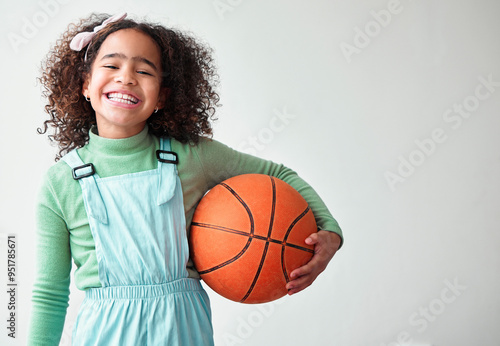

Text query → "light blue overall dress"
[62,138,214,345]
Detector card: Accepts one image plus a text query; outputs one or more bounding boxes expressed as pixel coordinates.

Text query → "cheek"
[87,73,107,93]
[147,85,162,101]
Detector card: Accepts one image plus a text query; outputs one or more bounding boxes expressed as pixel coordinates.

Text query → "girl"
[29,12,343,345]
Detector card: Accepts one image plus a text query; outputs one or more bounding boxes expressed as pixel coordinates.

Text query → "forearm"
[196,139,343,245]
[28,193,72,345]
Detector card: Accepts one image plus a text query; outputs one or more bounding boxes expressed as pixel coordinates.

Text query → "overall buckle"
[72,163,95,180]
[156,150,178,164]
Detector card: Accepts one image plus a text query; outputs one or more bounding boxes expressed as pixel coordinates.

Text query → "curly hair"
[38,13,220,160]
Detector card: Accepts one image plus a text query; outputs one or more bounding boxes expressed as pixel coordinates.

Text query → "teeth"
[107,92,139,104]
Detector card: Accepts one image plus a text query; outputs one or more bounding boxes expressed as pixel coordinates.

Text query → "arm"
[194,138,343,239]
[28,174,72,345]
[194,138,343,293]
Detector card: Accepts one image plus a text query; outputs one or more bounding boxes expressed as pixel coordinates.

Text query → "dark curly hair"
[38,13,220,160]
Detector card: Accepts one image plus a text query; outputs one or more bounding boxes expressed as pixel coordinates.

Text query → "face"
[83,29,164,139]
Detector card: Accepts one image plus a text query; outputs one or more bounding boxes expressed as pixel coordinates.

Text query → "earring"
[154,107,159,113]
[85,95,90,102]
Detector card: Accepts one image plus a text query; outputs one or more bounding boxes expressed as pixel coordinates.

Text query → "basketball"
[189,174,317,304]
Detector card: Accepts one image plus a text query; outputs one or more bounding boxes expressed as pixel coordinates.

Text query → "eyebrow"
[100,53,159,72]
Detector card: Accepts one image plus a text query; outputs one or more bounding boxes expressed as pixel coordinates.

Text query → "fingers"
[286,255,321,294]
[289,252,320,280]
[286,274,314,295]
[305,232,319,246]
[285,231,342,295]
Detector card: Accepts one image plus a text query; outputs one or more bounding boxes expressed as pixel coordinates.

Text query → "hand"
[285,230,342,295]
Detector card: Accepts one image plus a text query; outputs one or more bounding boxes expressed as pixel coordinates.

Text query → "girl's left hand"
[286,230,342,295]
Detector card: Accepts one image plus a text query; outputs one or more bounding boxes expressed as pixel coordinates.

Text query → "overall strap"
[156,137,178,205]
[62,150,109,224]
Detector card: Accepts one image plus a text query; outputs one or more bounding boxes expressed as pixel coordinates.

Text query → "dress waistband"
[85,278,203,300]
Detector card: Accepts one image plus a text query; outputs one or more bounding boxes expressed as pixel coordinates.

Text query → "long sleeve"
[28,172,72,345]
[187,138,343,245]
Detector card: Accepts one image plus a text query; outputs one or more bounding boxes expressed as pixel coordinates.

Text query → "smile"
[106,92,140,105]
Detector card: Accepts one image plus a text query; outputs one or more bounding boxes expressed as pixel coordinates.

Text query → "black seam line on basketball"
[194,235,253,275]
[191,222,250,238]
[191,222,315,253]
[267,176,277,239]
[197,241,253,275]
[220,182,255,237]
[282,205,313,283]
[240,176,277,303]
[195,183,255,275]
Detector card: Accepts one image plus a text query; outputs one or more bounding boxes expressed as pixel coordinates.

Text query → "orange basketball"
[189,174,316,304]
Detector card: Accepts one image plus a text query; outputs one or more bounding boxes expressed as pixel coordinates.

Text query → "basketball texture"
[190,174,316,304]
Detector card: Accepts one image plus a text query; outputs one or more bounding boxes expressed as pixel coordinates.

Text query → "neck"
[95,121,148,139]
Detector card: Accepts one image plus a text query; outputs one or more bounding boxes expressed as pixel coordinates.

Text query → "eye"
[104,65,118,70]
[137,70,153,76]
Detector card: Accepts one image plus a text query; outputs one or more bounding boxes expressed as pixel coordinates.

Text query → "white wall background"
[1,0,499,345]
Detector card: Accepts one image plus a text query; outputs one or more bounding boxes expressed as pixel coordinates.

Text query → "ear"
[82,74,91,99]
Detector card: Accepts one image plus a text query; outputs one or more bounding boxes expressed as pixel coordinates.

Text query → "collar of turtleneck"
[85,125,154,156]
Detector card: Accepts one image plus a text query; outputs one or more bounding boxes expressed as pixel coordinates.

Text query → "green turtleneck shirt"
[28,126,342,345]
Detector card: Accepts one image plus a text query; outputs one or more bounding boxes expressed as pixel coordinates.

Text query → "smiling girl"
[29,13,343,345]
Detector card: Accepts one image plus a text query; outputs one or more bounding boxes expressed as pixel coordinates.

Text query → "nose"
[114,67,136,85]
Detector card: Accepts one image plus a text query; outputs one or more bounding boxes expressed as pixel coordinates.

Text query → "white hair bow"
[70,12,127,59]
